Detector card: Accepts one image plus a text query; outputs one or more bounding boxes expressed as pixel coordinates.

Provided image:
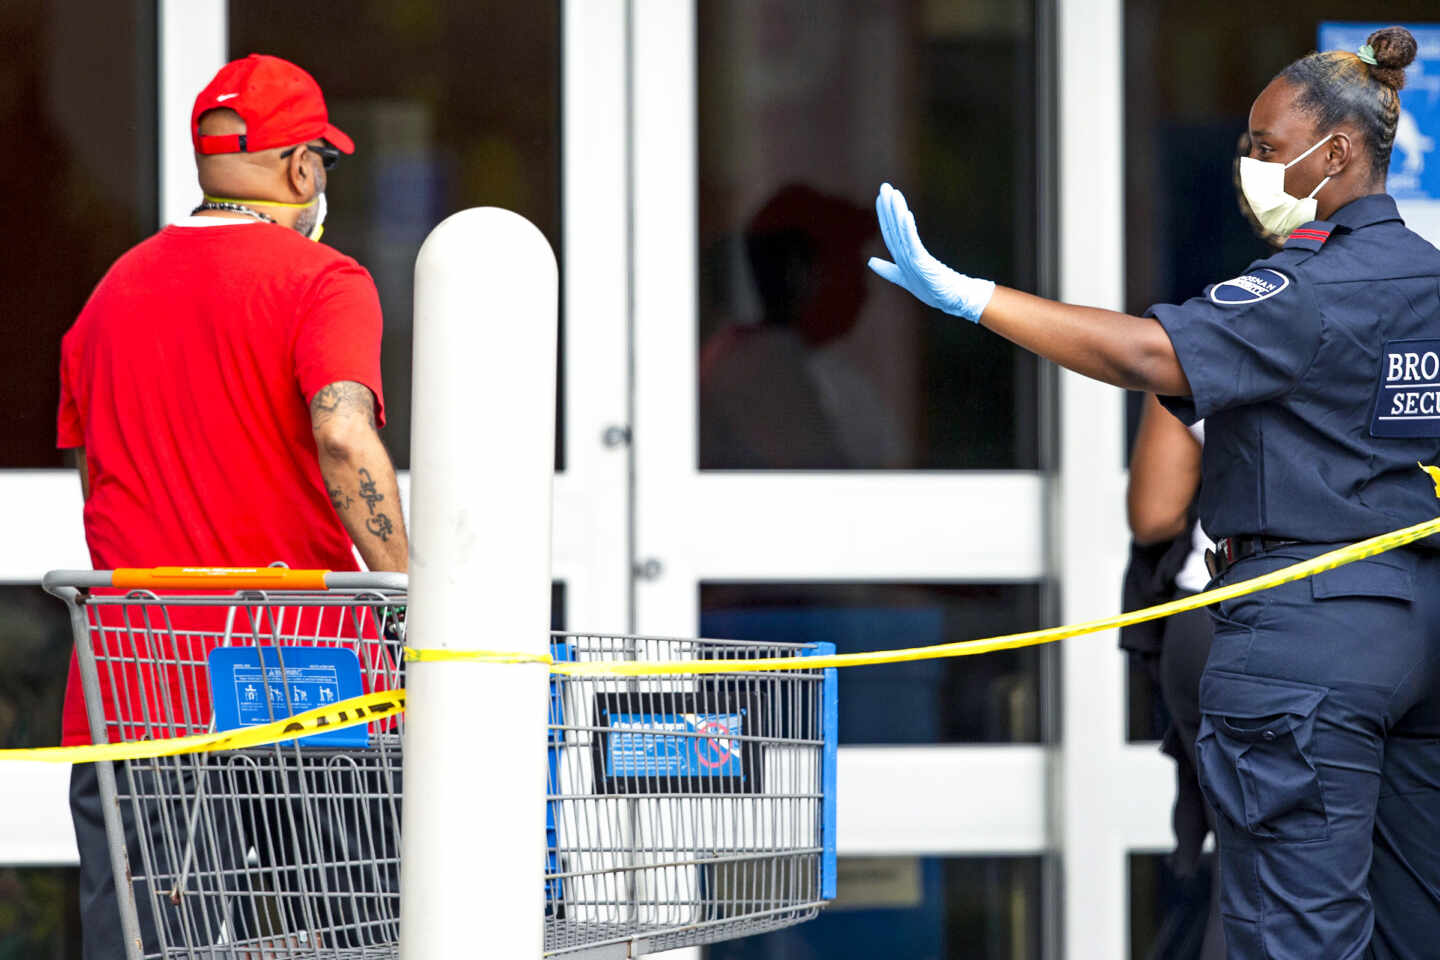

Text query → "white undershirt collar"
[172,215,262,228]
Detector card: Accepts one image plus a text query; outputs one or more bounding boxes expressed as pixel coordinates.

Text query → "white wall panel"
[158,0,225,226]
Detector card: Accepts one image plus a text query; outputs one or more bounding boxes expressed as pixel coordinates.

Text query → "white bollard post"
[400,208,558,958]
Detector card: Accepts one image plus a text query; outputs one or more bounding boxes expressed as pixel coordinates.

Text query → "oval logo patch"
[1208,268,1290,306]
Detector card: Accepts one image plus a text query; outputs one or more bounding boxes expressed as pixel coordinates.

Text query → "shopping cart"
[43,568,837,959]
[45,567,408,960]
[544,633,837,958]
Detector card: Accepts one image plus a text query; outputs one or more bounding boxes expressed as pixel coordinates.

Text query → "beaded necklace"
[190,200,277,224]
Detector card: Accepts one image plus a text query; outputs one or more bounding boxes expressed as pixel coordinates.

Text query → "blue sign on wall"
[1319,23,1439,200]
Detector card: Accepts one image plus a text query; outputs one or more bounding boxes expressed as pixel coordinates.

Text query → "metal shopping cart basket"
[43,568,837,959]
[544,633,837,958]
[45,567,408,959]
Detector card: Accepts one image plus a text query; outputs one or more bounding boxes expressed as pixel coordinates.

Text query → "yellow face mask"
[201,192,326,242]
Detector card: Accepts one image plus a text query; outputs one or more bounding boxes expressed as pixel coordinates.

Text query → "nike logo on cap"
[216,93,238,101]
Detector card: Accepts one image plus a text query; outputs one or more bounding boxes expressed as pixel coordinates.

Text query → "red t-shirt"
[56,220,387,745]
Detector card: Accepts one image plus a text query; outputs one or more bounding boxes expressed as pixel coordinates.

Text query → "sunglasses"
[280,142,339,170]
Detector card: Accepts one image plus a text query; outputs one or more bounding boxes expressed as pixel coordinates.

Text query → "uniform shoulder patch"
[1208,267,1290,306]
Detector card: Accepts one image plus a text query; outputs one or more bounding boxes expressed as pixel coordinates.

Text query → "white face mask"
[1238,134,1335,240]
[291,190,327,242]
[309,191,327,242]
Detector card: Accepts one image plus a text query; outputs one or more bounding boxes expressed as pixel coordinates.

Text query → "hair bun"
[1367,25,1417,90]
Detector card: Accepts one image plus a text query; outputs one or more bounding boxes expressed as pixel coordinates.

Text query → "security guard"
[869,26,1438,960]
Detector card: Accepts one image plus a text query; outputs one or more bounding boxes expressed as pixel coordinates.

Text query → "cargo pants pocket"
[1196,671,1329,842]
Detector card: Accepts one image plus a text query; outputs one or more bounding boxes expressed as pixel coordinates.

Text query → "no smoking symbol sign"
[693,719,740,769]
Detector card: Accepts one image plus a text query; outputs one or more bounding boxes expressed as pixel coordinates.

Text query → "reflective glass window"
[697,0,1045,470]
[3,1,157,468]
[1129,851,1216,960]
[0,866,81,959]
[0,586,81,953]
[0,585,73,749]
[701,583,1045,744]
[228,2,563,469]
[708,856,1043,960]
[551,581,565,632]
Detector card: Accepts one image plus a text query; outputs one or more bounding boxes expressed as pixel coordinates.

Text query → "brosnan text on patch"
[1371,339,1440,438]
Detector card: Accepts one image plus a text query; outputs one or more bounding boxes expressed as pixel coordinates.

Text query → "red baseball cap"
[191,53,354,156]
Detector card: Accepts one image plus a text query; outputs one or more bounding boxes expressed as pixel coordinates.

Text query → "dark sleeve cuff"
[1156,392,1199,425]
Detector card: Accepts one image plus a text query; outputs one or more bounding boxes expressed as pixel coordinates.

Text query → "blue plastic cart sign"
[208,646,368,748]
[605,711,746,778]
[1320,23,1440,245]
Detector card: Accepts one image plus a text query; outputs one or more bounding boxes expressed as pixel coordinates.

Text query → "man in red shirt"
[57,54,407,957]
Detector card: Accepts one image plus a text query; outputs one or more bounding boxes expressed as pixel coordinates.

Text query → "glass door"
[631,2,1056,956]
[220,0,633,636]
[0,2,165,953]
[0,2,633,952]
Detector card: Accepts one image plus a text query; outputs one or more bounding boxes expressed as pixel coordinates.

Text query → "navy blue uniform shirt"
[1153,194,1440,543]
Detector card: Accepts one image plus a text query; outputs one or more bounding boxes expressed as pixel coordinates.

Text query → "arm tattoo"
[310,381,377,429]
[313,385,343,414]
[365,512,396,542]
[327,483,353,512]
[357,467,384,514]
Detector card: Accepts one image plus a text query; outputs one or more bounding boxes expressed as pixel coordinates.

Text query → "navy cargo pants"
[1201,545,1440,959]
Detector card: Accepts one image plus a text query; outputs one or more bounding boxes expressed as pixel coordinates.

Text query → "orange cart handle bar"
[41,567,407,592]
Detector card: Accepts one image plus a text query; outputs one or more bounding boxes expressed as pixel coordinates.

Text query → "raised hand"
[867,182,995,323]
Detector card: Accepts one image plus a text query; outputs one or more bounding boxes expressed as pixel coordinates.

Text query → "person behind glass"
[700,183,904,469]
[1124,394,1224,960]
[56,54,406,957]
[871,27,1440,959]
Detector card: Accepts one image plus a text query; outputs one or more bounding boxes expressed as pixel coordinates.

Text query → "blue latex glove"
[867,182,995,323]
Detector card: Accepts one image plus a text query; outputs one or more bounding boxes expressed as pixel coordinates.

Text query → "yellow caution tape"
[13,493,1440,761]
[1,690,405,764]
[407,512,1440,676]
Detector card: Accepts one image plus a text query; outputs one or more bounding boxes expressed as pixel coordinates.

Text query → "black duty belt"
[1204,536,1304,579]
